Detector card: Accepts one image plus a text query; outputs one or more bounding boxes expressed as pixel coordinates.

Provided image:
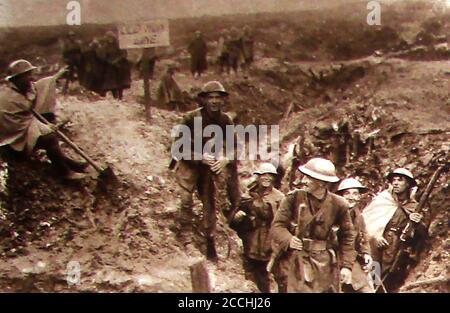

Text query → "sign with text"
[118,19,170,49]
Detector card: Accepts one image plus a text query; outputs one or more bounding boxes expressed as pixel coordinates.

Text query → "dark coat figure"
[61,32,82,93]
[270,190,356,293]
[78,38,105,94]
[96,32,131,100]
[188,31,208,77]
[340,205,374,292]
[217,29,230,74]
[231,167,284,293]
[157,67,183,110]
[227,28,243,73]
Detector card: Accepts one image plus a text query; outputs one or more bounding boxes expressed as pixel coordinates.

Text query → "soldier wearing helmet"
[0,60,87,180]
[230,162,284,292]
[170,81,240,261]
[362,167,430,292]
[336,178,374,293]
[270,158,356,293]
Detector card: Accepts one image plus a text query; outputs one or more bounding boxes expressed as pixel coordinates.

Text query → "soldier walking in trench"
[230,162,285,293]
[270,158,355,292]
[362,168,430,292]
[335,178,375,293]
[170,81,240,261]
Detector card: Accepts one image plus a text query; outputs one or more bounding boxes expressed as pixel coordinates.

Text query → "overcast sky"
[0,0,421,28]
[0,0,371,27]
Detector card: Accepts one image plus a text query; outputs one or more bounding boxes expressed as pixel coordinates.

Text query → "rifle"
[267,191,326,273]
[399,161,449,241]
[375,156,449,292]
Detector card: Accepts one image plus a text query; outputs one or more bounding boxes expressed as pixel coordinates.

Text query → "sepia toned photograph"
[0,0,448,298]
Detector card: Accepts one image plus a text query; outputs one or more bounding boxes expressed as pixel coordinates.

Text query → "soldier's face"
[259,173,275,188]
[13,71,35,90]
[341,188,361,208]
[391,176,410,195]
[204,92,224,114]
[301,175,326,194]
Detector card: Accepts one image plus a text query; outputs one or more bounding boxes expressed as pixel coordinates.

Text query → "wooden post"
[189,261,212,293]
[142,47,154,120]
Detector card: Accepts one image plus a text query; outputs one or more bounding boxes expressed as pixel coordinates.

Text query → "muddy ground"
[0,0,449,292]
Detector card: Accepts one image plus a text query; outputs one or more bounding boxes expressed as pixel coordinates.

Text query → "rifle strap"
[294,190,329,238]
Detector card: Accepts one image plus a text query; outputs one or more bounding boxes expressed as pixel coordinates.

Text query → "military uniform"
[241,30,254,70]
[96,35,131,99]
[79,39,105,94]
[270,189,356,293]
[342,206,374,293]
[226,36,243,73]
[188,35,208,77]
[172,107,240,246]
[0,83,52,153]
[157,71,183,110]
[0,83,85,177]
[377,195,429,291]
[231,186,284,292]
[216,34,230,74]
[61,36,81,85]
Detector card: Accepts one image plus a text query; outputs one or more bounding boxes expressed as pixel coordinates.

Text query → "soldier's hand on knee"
[340,267,352,284]
[289,236,303,251]
[376,236,389,248]
[409,213,423,223]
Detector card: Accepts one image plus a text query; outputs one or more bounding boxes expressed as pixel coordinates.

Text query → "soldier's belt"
[302,238,328,252]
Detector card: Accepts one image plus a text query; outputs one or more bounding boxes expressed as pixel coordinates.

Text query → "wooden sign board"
[118,19,170,49]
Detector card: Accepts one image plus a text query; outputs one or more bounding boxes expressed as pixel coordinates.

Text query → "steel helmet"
[298,158,340,183]
[198,81,228,97]
[254,162,278,175]
[336,178,367,193]
[387,168,416,186]
[5,59,37,81]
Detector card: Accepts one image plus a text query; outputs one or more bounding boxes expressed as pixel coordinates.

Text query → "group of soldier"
[0,30,430,292]
[187,26,255,78]
[61,31,131,99]
[170,80,429,293]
